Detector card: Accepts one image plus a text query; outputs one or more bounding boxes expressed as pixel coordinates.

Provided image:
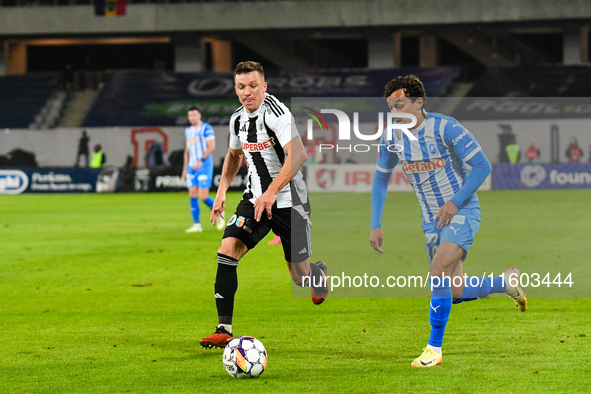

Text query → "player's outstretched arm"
[370,169,391,253]
[211,147,243,224]
[369,228,384,254]
[370,133,399,252]
[253,136,307,222]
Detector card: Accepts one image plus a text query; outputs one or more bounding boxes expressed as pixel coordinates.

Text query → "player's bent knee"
[198,189,209,200]
[429,266,446,279]
[218,238,248,261]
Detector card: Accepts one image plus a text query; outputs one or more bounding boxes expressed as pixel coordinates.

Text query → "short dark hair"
[383,74,427,103]
[234,61,265,80]
[188,105,202,113]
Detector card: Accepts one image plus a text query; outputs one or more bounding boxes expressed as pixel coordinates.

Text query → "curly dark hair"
[383,75,427,103]
[234,61,265,80]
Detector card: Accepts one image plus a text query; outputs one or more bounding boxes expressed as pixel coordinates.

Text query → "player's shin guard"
[215,254,238,325]
[453,276,506,304]
[190,197,200,224]
[428,279,452,348]
[203,196,214,210]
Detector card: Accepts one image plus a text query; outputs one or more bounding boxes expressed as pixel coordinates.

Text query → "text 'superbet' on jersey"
[229,93,309,209]
[376,112,483,223]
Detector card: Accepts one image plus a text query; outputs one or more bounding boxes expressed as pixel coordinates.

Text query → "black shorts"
[223,199,312,264]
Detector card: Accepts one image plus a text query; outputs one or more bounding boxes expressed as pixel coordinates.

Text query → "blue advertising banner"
[493,163,591,189]
[0,168,117,194]
[452,97,591,121]
[83,67,459,127]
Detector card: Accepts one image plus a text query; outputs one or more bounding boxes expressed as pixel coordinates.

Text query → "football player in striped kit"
[370,75,528,367]
[200,61,328,349]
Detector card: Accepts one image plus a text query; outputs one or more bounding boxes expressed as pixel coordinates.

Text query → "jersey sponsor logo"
[402,158,445,174]
[451,215,465,225]
[227,214,237,226]
[187,137,201,143]
[241,137,276,152]
[452,128,469,145]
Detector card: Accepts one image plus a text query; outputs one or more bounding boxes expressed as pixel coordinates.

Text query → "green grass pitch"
[1,190,590,393]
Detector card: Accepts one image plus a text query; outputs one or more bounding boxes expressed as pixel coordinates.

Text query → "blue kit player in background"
[182,105,225,233]
[369,75,528,368]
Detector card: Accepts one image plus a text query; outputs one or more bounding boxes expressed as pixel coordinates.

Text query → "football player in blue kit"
[182,105,225,233]
[369,75,528,368]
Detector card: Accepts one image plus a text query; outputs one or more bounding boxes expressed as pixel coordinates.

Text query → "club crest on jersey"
[429,143,437,155]
[235,216,246,228]
[241,137,276,152]
[402,158,445,173]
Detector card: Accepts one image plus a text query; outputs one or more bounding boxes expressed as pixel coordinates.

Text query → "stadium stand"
[466,66,591,97]
[82,67,459,127]
[0,74,60,128]
[30,90,68,129]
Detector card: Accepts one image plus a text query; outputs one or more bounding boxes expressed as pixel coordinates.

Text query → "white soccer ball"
[222,336,268,379]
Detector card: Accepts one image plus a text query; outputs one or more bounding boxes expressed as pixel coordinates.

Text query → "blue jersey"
[376,112,483,223]
[185,122,215,167]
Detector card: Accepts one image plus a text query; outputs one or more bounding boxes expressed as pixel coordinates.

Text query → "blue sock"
[453,276,506,304]
[428,278,452,348]
[190,197,200,224]
[203,196,214,210]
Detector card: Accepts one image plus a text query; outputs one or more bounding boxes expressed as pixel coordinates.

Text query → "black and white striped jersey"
[229,93,309,210]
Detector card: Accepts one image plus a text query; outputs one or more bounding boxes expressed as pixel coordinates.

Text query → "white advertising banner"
[305,164,491,192]
[306,164,412,192]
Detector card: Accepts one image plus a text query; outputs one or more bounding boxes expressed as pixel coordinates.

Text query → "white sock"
[218,323,232,333]
[427,344,442,354]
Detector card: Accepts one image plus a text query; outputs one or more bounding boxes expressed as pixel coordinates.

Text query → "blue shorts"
[422,207,481,264]
[186,161,213,189]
